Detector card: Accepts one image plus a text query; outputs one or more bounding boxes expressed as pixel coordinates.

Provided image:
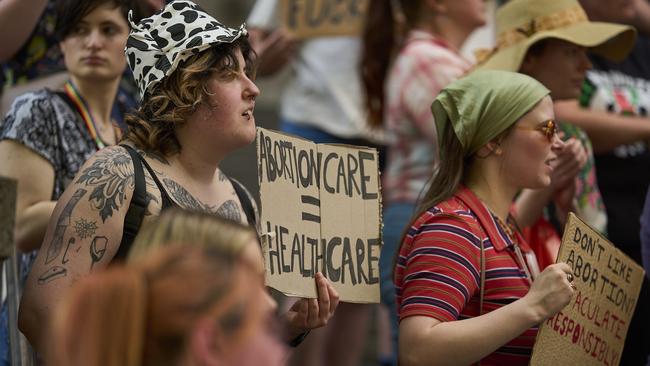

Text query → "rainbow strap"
[64,81,107,149]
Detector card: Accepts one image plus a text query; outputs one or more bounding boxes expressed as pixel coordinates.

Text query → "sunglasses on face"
[516,119,557,142]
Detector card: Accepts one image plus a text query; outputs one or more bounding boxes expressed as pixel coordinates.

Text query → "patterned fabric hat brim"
[125,0,247,99]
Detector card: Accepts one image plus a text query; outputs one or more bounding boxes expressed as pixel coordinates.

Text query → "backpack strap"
[229,177,256,228]
[114,145,148,261]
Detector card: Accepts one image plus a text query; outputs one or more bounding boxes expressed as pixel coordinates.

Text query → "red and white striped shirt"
[395,186,537,365]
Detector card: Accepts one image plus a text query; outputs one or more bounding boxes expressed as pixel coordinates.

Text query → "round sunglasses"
[516,119,557,142]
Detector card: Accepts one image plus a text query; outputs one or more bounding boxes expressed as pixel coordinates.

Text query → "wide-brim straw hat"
[475,0,637,71]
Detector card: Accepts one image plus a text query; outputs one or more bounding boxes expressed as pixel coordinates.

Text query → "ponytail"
[361,0,397,127]
[361,0,426,127]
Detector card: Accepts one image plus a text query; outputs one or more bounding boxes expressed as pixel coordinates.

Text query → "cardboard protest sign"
[0,177,17,259]
[280,0,369,39]
[530,213,644,366]
[257,128,381,303]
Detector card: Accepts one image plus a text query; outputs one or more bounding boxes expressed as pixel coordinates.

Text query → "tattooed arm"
[18,146,135,353]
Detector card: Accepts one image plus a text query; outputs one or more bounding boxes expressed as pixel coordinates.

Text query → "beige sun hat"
[475,0,637,71]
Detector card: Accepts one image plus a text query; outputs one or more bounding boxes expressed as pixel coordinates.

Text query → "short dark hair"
[55,0,142,41]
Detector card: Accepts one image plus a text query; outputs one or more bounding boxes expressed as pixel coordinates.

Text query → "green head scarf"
[432,70,550,156]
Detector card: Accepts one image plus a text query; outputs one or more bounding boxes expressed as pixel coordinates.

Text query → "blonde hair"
[128,208,257,262]
[50,245,263,366]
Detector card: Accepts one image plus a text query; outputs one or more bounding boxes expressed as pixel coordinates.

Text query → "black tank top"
[114,145,256,261]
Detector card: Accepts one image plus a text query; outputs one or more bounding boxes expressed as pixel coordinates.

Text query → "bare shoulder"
[74,145,137,222]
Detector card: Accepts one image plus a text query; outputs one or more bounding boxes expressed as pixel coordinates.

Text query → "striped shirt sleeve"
[397,212,483,322]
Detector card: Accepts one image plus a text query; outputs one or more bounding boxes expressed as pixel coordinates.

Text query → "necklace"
[492,214,534,284]
[493,214,516,241]
[63,81,119,150]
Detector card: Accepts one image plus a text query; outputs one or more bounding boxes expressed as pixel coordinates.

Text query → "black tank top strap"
[115,145,148,261]
[135,153,176,210]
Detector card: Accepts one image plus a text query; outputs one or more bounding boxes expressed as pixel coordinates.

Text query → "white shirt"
[247,0,383,143]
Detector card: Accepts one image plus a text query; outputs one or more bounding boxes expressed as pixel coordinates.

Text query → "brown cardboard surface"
[280,0,369,39]
[0,177,17,259]
[530,213,644,366]
[257,128,381,303]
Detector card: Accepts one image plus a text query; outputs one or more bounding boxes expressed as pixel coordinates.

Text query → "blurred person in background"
[0,0,163,118]
[361,1,487,362]
[476,0,635,270]
[0,0,137,362]
[246,0,386,364]
[553,0,650,362]
[128,209,340,347]
[49,244,286,366]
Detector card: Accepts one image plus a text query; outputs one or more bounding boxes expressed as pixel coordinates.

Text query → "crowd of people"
[1,0,650,365]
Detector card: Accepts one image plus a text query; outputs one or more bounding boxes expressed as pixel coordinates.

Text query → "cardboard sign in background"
[530,213,644,366]
[280,0,369,39]
[257,128,381,303]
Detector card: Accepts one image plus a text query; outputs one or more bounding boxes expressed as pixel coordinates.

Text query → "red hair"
[49,245,263,366]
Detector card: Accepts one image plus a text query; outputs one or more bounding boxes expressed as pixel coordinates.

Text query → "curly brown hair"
[123,37,255,157]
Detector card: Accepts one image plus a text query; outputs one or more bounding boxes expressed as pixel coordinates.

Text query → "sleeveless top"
[115,145,256,260]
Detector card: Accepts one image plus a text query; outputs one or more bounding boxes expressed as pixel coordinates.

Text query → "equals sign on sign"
[301,195,321,223]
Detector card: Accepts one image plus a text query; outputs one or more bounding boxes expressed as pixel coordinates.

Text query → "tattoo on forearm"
[76,151,134,222]
[216,200,242,222]
[44,188,87,265]
[163,178,216,212]
[37,266,67,285]
[90,236,108,270]
[62,238,76,264]
[74,218,97,239]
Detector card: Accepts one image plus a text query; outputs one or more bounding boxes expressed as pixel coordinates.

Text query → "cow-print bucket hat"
[125,0,247,99]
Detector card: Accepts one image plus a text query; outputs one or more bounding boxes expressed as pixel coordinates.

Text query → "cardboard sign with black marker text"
[280,0,369,39]
[256,128,381,303]
[530,213,644,366]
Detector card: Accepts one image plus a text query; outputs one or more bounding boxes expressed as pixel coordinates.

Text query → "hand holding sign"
[257,128,381,303]
[523,263,575,322]
[531,213,645,366]
[285,272,340,339]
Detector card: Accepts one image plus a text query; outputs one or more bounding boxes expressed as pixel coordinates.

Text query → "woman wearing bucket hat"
[19,0,337,354]
[396,70,576,366]
[360,1,487,361]
[475,0,635,267]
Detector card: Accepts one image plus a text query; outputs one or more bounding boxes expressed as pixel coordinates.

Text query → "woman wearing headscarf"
[475,0,636,268]
[396,70,575,366]
[361,2,486,358]
[19,0,336,354]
